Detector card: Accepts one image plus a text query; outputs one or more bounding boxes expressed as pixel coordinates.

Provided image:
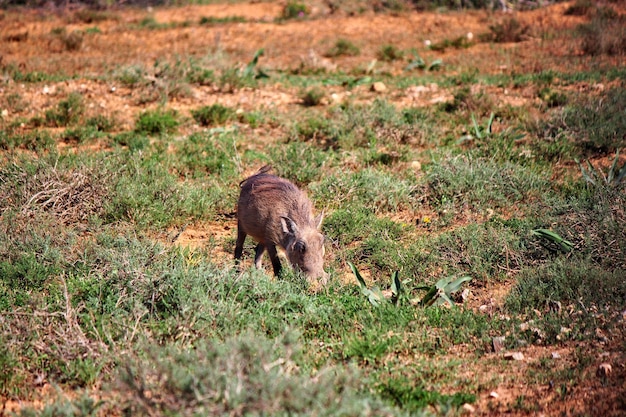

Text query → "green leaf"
[243,48,264,78]
[532,229,574,253]
[427,58,443,71]
[443,276,472,294]
[348,261,368,291]
[368,286,384,307]
[390,271,401,305]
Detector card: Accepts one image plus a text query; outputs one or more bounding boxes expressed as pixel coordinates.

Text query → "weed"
[281,1,309,19]
[560,87,626,153]
[60,126,103,144]
[0,129,55,151]
[325,38,360,57]
[485,17,529,43]
[171,130,240,179]
[134,108,179,135]
[199,15,246,25]
[311,167,418,213]
[425,154,547,214]
[577,6,626,55]
[538,87,567,108]
[45,93,84,127]
[378,376,475,412]
[300,86,325,106]
[85,115,115,132]
[268,141,331,185]
[429,35,472,52]
[113,132,150,151]
[217,50,267,92]
[115,65,145,87]
[577,149,626,188]
[378,44,404,61]
[191,104,236,126]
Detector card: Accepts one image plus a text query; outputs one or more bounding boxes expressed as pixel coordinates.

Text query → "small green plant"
[532,229,574,253]
[577,149,626,187]
[348,262,402,307]
[405,53,442,71]
[191,104,235,126]
[457,112,495,143]
[325,38,360,57]
[538,87,567,108]
[377,44,404,61]
[281,1,309,19]
[85,115,115,132]
[45,93,84,127]
[218,49,267,91]
[139,16,166,30]
[485,18,529,43]
[300,87,325,107]
[134,108,179,135]
[416,275,472,307]
[429,35,472,52]
[199,15,246,25]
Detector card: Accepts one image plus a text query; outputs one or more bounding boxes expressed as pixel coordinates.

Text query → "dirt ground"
[1,1,625,415]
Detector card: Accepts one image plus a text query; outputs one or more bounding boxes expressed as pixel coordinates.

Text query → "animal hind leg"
[234,224,246,264]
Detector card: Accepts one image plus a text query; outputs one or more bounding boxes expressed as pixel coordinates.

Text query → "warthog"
[234,166,328,285]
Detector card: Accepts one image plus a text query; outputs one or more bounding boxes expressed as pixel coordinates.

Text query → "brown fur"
[234,166,327,285]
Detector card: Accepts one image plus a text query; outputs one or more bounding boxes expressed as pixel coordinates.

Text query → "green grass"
[1,6,626,415]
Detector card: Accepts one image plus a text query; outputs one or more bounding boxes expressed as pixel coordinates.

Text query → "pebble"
[371,82,387,92]
[504,352,524,361]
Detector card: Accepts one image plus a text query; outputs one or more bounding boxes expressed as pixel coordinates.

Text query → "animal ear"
[314,210,324,229]
[294,241,306,254]
[280,216,299,236]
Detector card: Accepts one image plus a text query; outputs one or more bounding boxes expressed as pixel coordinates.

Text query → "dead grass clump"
[485,17,530,43]
[1,162,110,225]
[578,7,626,56]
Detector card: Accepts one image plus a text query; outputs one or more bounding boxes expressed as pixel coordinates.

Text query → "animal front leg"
[254,243,266,269]
[266,244,283,277]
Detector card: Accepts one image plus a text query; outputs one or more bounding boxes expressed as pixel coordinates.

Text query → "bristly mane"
[239,165,273,187]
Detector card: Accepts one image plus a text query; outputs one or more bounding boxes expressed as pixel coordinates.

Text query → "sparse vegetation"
[1,1,625,416]
[378,44,404,61]
[325,38,361,57]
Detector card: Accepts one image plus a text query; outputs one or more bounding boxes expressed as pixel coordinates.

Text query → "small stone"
[489,391,499,399]
[411,160,422,171]
[1,109,8,117]
[551,352,561,359]
[597,363,612,377]
[504,352,524,361]
[371,82,387,92]
[462,403,476,413]
[492,336,506,353]
[424,39,432,47]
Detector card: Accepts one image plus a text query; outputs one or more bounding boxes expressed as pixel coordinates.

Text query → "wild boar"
[234,166,327,285]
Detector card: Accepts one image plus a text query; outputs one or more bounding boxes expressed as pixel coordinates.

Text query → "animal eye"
[295,241,306,253]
